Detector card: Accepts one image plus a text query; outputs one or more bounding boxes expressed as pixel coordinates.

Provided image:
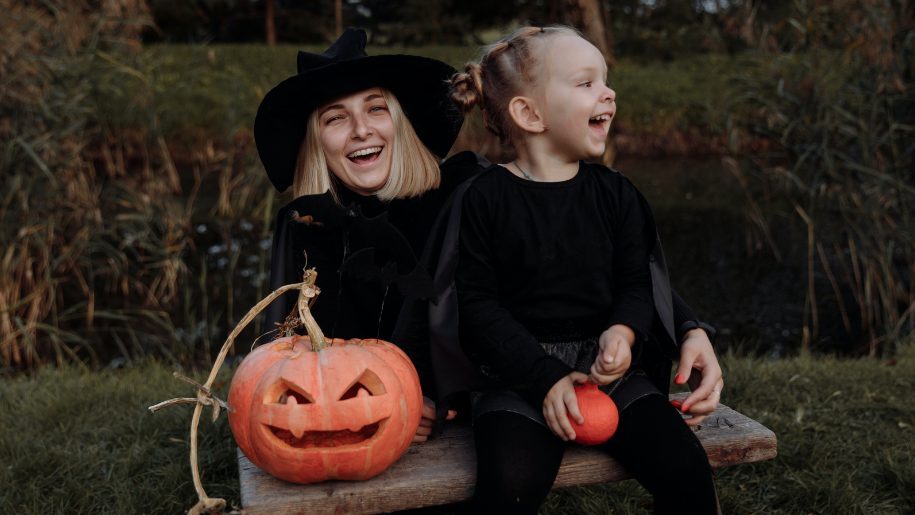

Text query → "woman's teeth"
[347,147,382,159]
[589,114,610,123]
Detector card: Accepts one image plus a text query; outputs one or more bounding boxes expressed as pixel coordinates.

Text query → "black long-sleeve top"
[455,162,655,404]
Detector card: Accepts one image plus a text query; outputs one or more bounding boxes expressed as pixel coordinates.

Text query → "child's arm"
[590,176,655,382]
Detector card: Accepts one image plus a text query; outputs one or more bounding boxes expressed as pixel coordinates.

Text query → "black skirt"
[471,338,663,426]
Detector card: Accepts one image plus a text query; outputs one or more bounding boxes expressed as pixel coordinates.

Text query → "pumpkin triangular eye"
[339,369,386,400]
[277,387,313,405]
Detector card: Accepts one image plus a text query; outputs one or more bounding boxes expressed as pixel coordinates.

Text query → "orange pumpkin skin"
[569,383,619,445]
[227,335,423,483]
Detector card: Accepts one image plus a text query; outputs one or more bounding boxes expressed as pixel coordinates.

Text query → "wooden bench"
[238,394,776,514]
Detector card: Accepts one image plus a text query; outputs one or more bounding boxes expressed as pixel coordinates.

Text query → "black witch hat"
[254,28,463,192]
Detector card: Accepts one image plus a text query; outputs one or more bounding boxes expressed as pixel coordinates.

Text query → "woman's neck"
[508,144,579,182]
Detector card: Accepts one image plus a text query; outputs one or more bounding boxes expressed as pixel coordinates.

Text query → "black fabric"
[455,163,654,405]
[264,152,481,392]
[254,28,463,192]
[472,395,718,514]
[406,154,715,417]
[602,395,719,514]
[473,411,564,514]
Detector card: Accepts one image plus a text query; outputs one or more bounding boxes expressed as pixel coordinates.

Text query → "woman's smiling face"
[317,88,395,196]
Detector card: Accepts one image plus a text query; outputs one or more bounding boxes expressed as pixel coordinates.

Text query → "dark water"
[619,157,852,357]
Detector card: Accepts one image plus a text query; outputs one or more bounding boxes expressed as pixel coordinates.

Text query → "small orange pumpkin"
[568,383,618,445]
[227,271,423,484]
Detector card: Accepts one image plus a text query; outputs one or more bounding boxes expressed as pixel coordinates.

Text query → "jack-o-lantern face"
[263,367,390,447]
[228,335,422,484]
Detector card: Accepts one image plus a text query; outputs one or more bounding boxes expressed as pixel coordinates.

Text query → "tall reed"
[728,0,914,356]
[1,1,276,372]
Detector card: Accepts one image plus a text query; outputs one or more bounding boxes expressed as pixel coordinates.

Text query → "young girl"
[448,26,721,513]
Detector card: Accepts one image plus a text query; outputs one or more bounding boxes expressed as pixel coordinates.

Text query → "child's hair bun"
[449,63,484,112]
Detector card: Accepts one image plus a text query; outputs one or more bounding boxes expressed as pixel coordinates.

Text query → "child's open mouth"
[588,113,612,129]
[346,146,383,164]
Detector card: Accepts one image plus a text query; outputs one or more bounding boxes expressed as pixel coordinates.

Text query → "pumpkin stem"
[297,268,327,351]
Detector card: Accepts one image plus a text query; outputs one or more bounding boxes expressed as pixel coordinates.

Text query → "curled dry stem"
[147,268,321,514]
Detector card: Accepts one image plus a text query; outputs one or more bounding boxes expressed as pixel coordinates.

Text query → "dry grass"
[725,1,915,357]
[1,1,276,372]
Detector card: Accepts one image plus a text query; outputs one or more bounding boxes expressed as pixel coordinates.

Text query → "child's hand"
[589,324,634,385]
[670,329,723,427]
[543,371,589,441]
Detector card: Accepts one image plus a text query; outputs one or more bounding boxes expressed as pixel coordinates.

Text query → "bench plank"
[238,396,776,514]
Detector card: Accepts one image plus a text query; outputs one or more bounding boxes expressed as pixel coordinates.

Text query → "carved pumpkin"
[227,271,423,484]
[569,383,618,445]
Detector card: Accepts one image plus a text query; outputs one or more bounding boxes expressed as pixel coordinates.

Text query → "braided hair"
[449,25,581,143]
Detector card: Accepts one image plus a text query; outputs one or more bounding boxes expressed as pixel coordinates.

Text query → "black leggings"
[472,394,718,514]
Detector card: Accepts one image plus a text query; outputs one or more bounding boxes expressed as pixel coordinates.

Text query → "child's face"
[537,35,616,161]
[317,88,395,196]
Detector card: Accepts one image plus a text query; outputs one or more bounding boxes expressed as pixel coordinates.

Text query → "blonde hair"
[450,25,582,144]
[292,89,441,201]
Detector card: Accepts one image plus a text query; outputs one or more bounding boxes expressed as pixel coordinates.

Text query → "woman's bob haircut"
[292,89,441,201]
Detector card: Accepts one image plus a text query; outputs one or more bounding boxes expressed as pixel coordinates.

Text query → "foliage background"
[1,0,913,513]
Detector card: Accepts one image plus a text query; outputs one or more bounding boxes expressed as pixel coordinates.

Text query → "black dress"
[413,158,715,417]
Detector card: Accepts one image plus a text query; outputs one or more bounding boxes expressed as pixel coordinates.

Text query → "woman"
[255,28,469,338]
[254,29,478,439]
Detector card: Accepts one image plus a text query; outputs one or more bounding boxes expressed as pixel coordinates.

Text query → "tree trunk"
[335,0,342,37]
[556,0,615,68]
[265,0,276,45]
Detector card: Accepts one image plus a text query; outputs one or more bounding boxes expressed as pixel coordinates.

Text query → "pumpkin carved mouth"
[269,422,382,448]
[261,375,390,448]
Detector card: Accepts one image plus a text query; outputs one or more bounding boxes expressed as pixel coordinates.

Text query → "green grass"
[3,348,914,514]
[0,364,239,514]
[123,44,755,141]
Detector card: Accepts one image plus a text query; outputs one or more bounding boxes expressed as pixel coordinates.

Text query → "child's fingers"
[570,371,589,385]
[565,390,584,425]
[555,402,581,441]
[598,338,620,367]
[546,397,577,441]
[589,364,621,385]
[543,403,567,441]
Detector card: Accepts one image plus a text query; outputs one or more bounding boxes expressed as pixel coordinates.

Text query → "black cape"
[264,151,484,378]
[392,156,716,421]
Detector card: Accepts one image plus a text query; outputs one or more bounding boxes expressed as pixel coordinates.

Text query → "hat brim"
[254,55,462,192]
